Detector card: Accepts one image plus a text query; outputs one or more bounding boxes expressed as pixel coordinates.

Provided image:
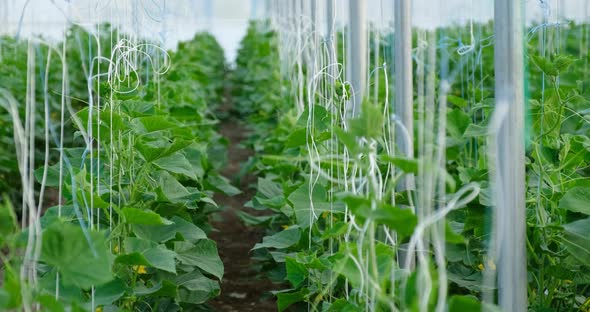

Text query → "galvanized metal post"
[348,0,367,117]
[394,0,414,190]
[493,0,528,310]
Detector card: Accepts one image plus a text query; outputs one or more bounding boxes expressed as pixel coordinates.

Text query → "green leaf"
[153,152,197,180]
[206,174,241,196]
[41,222,113,288]
[115,252,164,273]
[448,295,481,312]
[120,100,155,117]
[285,128,307,148]
[463,123,488,138]
[258,177,283,198]
[134,281,165,296]
[380,155,419,174]
[137,138,193,163]
[553,55,576,73]
[446,222,466,244]
[531,92,561,149]
[0,265,20,309]
[326,298,362,312]
[148,280,178,298]
[122,207,172,225]
[136,138,172,162]
[559,186,590,215]
[296,105,331,132]
[131,116,178,134]
[349,102,383,139]
[0,196,17,239]
[334,242,395,289]
[117,238,177,273]
[447,109,471,139]
[531,54,558,76]
[334,127,358,154]
[34,164,61,187]
[35,295,66,312]
[236,211,273,226]
[156,171,191,201]
[285,257,307,288]
[563,217,590,266]
[559,134,590,171]
[73,108,125,143]
[176,239,224,280]
[184,145,206,178]
[340,195,417,239]
[253,227,301,250]
[276,288,309,312]
[258,196,286,209]
[176,270,220,304]
[447,95,468,108]
[320,222,348,240]
[0,289,9,310]
[288,182,344,228]
[94,279,127,305]
[133,216,207,243]
[37,270,85,304]
[531,54,575,77]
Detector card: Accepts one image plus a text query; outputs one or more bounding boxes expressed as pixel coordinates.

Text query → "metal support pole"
[394,0,414,190]
[493,0,527,310]
[348,0,367,117]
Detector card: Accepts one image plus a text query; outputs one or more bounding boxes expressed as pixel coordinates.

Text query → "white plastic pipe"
[347,0,367,118]
[493,0,528,310]
[394,0,414,190]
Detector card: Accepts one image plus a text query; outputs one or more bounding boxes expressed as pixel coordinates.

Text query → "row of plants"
[443,22,590,311]
[233,20,590,311]
[0,26,233,311]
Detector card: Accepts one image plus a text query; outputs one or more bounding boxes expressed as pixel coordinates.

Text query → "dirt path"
[208,117,276,312]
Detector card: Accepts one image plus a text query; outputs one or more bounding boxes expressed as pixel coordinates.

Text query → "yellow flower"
[114,244,119,253]
[564,279,573,284]
[133,265,148,274]
[477,260,496,271]
[282,224,289,229]
[96,306,103,312]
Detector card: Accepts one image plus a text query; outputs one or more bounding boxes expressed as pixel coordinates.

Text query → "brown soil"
[208,117,277,312]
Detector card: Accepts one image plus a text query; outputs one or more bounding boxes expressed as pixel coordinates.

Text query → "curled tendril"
[107,39,171,93]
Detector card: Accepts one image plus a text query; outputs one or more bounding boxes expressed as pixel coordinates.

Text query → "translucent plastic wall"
[0,0,253,60]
